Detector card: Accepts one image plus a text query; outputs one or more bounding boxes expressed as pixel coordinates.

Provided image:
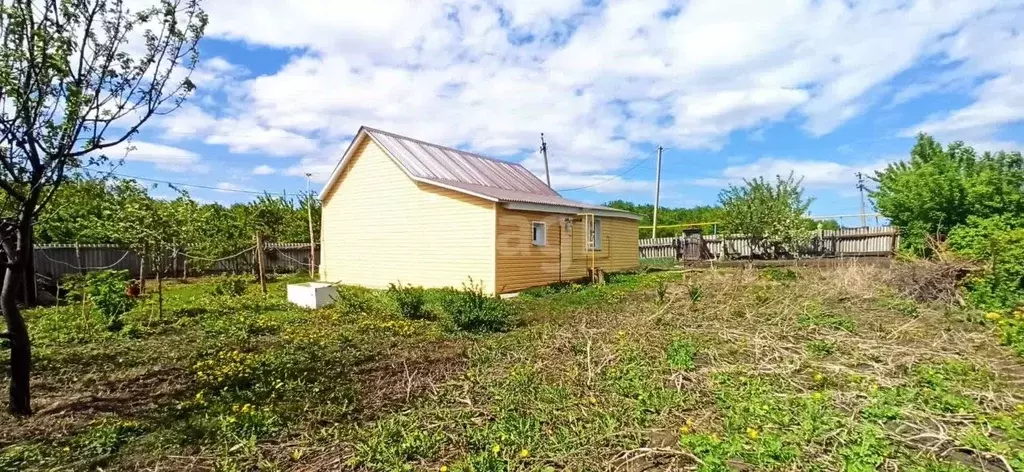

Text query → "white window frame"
[532,221,547,246]
[587,217,603,250]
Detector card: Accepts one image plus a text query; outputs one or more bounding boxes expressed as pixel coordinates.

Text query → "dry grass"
[3,265,1023,471]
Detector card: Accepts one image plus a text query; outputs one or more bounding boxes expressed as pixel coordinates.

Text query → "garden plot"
[1,266,1022,471]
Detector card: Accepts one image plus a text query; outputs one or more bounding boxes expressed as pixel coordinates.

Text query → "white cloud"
[158,105,318,157]
[693,157,893,189]
[252,165,276,175]
[159,0,1021,189]
[99,141,206,172]
[902,7,1024,146]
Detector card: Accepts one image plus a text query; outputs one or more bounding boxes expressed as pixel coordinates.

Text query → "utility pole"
[856,172,867,227]
[305,173,317,279]
[540,133,551,188]
[652,146,664,239]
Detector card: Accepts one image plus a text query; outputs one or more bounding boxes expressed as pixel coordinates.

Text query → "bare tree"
[0,0,206,415]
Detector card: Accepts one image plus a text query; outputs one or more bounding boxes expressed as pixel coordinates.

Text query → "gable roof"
[320,127,640,219]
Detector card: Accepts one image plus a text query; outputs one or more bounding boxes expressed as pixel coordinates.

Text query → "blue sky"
[107,0,1024,226]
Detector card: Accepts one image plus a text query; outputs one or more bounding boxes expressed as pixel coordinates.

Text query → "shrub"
[947,216,1024,310]
[211,274,250,297]
[440,281,515,333]
[334,285,382,314]
[86,270,135,332]
[388,283,428,320]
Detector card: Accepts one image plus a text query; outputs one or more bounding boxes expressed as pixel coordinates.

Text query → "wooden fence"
[640,227,899,260]
[33,243,319,281]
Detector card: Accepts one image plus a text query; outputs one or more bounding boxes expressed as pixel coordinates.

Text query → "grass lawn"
[2,266,1023,471]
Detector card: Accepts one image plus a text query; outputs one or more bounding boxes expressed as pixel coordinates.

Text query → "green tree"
[718,173,813,258]
[0,0,206,415]
[871,134,1024,253]
[605,200,725,237]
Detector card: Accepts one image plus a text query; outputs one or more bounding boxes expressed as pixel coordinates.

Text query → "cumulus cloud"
[252,165,276,175]
[99,141,206,172]
[901,7,1024,147]
[155,0,1021,191]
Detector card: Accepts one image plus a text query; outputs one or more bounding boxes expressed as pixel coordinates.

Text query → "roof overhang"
[502,202,642,220]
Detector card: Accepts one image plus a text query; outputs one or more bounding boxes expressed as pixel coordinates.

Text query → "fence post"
[255,232,267,295]
[75,243,85,275]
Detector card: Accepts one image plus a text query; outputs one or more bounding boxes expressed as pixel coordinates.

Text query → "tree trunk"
[1,216,33,415]
[2,263,31,415]
[21,228,36,306]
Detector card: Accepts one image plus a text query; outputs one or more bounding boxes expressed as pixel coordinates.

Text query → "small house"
[318,127,640,294]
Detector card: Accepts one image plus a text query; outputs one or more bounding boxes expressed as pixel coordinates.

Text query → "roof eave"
[502,201,642,220]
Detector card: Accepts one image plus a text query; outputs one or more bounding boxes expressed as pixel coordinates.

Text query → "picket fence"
[33,243,318,281]
[639,227,899,260]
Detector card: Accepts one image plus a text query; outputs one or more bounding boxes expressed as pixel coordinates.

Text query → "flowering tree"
[719,173,813,258]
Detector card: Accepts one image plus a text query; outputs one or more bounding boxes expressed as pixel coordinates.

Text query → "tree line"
[35,175,321,265]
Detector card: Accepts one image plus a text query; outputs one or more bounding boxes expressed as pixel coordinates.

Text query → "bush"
[388,283,428,320]
[947,216,1024,309]
[86,270,135,331]
[440,281,515,333]
[211,274,250,297]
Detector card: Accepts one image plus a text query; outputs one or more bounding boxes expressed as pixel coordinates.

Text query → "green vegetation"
[718,173,815,257]
[604,201,725,237]
[37,176,321,260]
[80,270,136,332]
[872,134,1024,256]
[439,281,516,333]
[210,274,252,297]
[4,267,1022,471]
[873,134,1024,343]
[388,283,429,320]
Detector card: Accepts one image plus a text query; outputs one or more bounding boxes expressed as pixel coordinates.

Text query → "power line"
[555,152,655,192]
[79,168,300,196]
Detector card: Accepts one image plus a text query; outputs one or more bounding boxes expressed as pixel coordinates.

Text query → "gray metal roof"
[321,126,638,219]
[364,128,559,196]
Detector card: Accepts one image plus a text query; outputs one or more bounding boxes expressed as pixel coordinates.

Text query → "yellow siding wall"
[320,138,497,293]
[495,208,640,293]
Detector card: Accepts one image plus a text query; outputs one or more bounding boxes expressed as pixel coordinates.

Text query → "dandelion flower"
[440,467,448,472]
[813,373,825,382]
[679,426,690,434]
[520,449,530,458]
[985,312,1002,321]
[492,444,501,454]
[747,427,759,439]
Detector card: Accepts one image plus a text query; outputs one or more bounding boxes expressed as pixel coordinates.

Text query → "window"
[587,218,602,250]
[532,222,547,246]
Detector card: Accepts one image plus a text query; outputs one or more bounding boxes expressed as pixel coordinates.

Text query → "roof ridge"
[361,126,537,171]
